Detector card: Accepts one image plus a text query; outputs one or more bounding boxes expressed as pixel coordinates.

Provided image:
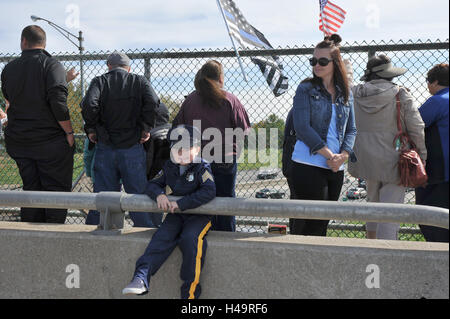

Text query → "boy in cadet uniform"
[122,125,216,299]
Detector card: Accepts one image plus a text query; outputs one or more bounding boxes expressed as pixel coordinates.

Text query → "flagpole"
[216,0,248,82]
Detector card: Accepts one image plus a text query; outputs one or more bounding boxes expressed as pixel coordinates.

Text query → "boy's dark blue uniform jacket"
[145,158,216,212]
[134,158,216,299]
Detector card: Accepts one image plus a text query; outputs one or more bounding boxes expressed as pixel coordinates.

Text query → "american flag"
[218,0,288,97]
[319,0,347,35]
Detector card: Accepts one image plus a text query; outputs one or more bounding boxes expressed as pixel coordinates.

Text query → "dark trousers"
[289,162,344,236]
[210,162,238,232]
[133,214,212,299]
[416,182,449,243]
[6,137,74,224]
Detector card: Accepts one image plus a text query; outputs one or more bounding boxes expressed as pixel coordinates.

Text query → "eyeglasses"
[309,57,333,67]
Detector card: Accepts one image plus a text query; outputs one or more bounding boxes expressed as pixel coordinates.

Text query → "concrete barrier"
[0,222,448,299]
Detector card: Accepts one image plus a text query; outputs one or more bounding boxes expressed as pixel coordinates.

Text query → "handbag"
[393,92,428,188]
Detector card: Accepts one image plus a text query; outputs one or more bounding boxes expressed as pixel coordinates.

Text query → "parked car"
[255,188,285,199]
[346,187,367,199]
[257,168,278,180]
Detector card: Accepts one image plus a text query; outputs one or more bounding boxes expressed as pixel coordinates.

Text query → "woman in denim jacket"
[290,34,357,236]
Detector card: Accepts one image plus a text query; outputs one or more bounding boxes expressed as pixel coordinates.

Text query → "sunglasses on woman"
[309,57,333,67]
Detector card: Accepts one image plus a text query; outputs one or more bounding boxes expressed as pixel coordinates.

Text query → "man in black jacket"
[1,25,75,224]
[81,52,164,228]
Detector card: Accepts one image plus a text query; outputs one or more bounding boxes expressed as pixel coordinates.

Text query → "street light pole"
[31,15,85,96]
[78,30,85,97]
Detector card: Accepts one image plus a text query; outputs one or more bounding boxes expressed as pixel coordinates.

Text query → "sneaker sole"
[122,288,148,295]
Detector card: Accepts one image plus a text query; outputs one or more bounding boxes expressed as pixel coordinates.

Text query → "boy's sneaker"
[122,277,148,295]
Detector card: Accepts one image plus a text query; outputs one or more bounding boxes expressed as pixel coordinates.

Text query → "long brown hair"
[308,34,350,103]
[194,60,226,108]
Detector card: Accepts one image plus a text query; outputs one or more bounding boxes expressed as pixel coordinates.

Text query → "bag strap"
[394,91,416,150]
[395,93,403,133]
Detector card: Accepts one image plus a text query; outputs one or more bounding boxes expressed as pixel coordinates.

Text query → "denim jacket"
[292,81,357,160]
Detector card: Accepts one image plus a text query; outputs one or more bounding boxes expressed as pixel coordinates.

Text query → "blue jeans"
[86,143,162,228]
[210,162,237,232]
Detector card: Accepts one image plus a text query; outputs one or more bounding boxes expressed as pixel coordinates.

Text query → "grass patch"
[237,148,282,171]
[0,152,85,187]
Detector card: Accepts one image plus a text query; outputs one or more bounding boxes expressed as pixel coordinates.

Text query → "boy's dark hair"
[427,63,449,87]
[21,25,46,47]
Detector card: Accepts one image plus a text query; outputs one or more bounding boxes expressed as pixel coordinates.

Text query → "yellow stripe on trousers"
[188,221,212,299]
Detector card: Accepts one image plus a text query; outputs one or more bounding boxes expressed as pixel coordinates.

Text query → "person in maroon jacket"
[172,60,251,232]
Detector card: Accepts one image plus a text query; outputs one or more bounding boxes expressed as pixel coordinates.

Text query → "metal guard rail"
[0,190,448,232]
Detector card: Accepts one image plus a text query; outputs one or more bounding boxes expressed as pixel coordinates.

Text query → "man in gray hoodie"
[348,54,426,240]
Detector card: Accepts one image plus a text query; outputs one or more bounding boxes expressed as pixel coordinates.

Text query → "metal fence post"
[95,192,126,234]
[144,57,151,82]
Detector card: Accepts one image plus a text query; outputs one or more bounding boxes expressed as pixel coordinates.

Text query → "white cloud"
[0,0,448,54]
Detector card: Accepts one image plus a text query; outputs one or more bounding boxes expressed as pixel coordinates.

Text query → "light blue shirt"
[292,104,344,171]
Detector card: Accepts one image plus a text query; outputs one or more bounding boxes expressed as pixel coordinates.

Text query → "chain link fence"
[1,39,449,240]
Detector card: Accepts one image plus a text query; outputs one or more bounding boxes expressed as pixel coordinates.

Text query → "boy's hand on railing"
[156,194,170,211]
[169,201,179,214]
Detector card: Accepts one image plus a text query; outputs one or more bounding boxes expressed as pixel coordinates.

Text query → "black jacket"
[1,49,69,145]
[81,68,162,149]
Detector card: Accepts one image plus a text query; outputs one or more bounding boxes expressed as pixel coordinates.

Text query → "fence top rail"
[0,41,448,63]
[0,190,448,229]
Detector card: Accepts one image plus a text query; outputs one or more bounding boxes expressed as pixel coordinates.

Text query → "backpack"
[143,102,171,180]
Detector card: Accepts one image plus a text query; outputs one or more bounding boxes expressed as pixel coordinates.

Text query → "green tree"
[251,113,285,149]
[162,95,182,123]
[67,81,84,133]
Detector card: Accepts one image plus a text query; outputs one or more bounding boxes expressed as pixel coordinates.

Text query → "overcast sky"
[0,0,448,54]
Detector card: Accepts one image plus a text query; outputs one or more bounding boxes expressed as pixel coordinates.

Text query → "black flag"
[218,0,289,96]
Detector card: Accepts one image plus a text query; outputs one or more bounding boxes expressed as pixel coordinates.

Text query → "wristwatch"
[66,131,74,135]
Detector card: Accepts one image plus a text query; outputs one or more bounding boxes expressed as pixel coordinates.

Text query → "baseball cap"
[106,51,131,67]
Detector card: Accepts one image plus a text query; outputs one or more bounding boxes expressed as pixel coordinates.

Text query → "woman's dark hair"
[364,54,394,82]
[427,63,449,87]
[194,60,226,108]
[307,34,350,103]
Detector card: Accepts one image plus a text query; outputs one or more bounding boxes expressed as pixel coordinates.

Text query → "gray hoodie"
[348,79,426,184]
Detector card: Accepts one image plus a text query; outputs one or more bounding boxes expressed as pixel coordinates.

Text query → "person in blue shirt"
[122,125,216,299]
[416,63,449,243]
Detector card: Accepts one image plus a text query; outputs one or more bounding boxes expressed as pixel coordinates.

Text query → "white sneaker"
[122,277,148,295]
